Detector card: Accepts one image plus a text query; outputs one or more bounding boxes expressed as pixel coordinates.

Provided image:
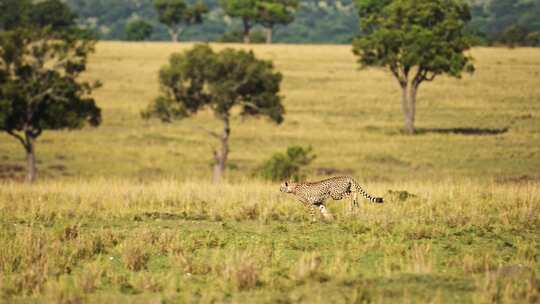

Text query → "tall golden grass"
[1,178,539,302]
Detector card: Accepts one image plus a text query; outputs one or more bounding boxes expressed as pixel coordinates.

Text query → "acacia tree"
[0,27,101,182]
[154,0,208,42]
[143,44,284,182]
[353,0,475,134]
[221,0,259,43]
[256,0,298,44]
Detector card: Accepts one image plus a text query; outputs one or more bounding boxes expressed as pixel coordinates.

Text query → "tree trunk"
[408,83,418,133]
[212,115,230,183]
[24,130,37,183]
[243,19,251,44]
[169,27,179,43]
[265,27,273,44]
[400,82,418,134]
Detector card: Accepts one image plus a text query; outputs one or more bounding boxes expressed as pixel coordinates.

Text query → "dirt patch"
[0,164,24,173]
[496,175,540,184]
[386,190,418,202]
[0,164,25,181]
[48,164,67,171]
[417,127,509,136]
[365,154,410,167]
[133,212,184,221]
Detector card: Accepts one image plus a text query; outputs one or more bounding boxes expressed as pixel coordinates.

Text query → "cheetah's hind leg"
[308,204,318,223]
[346,181,359,215]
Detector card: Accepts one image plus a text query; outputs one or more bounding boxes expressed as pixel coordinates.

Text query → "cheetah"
[280,176,383,221]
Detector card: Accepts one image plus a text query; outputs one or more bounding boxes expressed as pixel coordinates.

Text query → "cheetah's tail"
[357,186,384,203]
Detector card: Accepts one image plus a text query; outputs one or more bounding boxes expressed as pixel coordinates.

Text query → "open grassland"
[0,43,540,302]
[0,43,539,181]
[0,179,539,303]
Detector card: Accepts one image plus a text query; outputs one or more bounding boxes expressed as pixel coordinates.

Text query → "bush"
[259,145,315,182]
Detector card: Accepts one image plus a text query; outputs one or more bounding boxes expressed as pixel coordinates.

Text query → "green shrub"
[259,145,315,182]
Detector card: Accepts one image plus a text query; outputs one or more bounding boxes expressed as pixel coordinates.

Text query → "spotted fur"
[280,176,383,221]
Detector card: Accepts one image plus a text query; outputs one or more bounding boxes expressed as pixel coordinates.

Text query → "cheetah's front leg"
[298,198,318,222]
[349,192,359,214]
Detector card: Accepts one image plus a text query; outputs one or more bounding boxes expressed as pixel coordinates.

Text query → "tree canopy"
[353,0,474,134]
[0,0,31,30]
[29,0,78,30]
[256,0,297,28]
[256,0,298,43]
[154,0,208,42]
[144,44,284,182]
[126,19,154,41]
[0,0,77,31]
[220,0,259,43]
[221,0,299,43]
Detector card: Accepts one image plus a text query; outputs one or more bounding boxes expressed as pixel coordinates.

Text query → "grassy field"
[0,180,539,303]
[0,43,539,303]
[1,43,539,181]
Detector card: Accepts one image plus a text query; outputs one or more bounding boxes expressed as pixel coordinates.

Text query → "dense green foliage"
[29,0,78,31]
[62,0,540,45]
[144,44,284,123]
[0,0,101,182]
[0,30,100,133]
[125,19,154,41]
[259,145,315,181]
[143,44,284,181]
[0,0,30,30]
[0,0,76,31]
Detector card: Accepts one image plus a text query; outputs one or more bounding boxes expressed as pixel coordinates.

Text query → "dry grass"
[0,178,539,302]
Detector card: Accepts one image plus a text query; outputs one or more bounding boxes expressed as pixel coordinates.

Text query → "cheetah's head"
[280,181,296,193]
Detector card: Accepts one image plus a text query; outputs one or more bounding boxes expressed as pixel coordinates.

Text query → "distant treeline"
[469,0,540,46]
[67,0,358,43]
[65,0,539,45]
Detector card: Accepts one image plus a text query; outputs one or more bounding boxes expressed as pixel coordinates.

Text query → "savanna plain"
[0,43,539,303]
